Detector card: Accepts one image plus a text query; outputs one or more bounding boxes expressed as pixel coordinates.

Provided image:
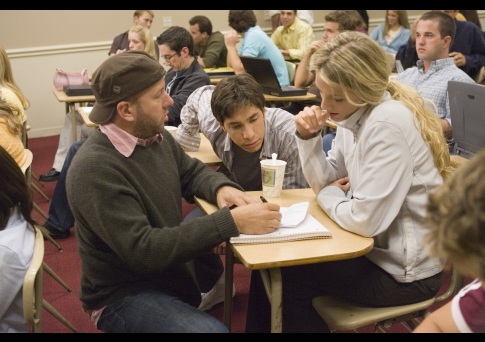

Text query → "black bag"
[63,84,93,96]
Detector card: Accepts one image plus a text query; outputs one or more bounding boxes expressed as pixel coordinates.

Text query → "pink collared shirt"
[99,122,163,157]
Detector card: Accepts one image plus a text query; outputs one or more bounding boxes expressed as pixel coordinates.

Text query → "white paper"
[279,201,310,228]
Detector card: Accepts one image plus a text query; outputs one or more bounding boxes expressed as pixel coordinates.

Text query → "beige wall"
[0,10,483,137]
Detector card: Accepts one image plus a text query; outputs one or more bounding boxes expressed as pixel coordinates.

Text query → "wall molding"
[8,11,485,59]
[7,41,112,59]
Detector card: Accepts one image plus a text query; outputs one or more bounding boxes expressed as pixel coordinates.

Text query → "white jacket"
[297,92,444,283]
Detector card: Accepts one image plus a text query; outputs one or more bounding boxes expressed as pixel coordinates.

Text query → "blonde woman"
[126,26,158,60]
[246,32,451,333]
[0,99,26,168]
[0,44,29,123]
[370,10,410,54]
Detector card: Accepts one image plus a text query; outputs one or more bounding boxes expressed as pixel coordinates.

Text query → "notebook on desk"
[448,81,485,159]
[230,202,332,245]
[240,56,307,97]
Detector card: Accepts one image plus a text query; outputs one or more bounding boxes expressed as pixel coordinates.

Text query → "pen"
[260,196,268,203]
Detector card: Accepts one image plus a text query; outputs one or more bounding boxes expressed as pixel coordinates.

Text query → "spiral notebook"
[230,203,332,245]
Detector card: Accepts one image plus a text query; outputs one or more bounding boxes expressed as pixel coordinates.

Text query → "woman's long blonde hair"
[310,31,452,180]
[129,26,157,61]
[0,44,30,110]
[0,98,22,136]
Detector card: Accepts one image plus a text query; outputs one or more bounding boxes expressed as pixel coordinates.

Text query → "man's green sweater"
[66,129,241,310]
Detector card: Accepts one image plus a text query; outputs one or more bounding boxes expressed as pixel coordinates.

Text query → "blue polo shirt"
[238,25,290,86]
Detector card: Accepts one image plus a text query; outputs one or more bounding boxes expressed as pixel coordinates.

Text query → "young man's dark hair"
[421,11,456,45]
[189,15,213,36]
[157,26,194,56]
[228,10,257,33]
[211,74,265,123]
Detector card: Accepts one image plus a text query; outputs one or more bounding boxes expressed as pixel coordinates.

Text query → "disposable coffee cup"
[260,159,287,198]
[165,126,178,138]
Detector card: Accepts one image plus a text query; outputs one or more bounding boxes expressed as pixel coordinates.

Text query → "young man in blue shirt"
[225,10,290,87]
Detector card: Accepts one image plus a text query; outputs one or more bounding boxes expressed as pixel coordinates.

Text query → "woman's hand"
[330,177,350,192]
[294,105,328,140]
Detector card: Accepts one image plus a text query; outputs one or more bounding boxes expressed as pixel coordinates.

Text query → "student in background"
[290,10,361,116]
[370,10,411,54]
[0,44,29,123]
[127,26,157,60]
[435,10,485,80]
[269,10,314,32]
[415,150,485,333]
[189,16,227,69]
[157,26,210,127]
[109,10,154,56]
[0,145,35,333]
[225,10,290,87]
[271,10,314,62]
[396,11,475,141]
[0,99,26,169]
[247,31,451,333]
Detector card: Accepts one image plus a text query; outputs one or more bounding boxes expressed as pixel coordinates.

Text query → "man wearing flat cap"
[66,50,281,333]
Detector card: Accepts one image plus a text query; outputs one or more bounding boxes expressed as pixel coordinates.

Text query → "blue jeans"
[46,140,85,232]
[322,133,336,157]
[97,290,229,333]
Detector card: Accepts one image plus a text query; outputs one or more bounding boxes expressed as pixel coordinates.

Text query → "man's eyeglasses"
[162,52,178,61]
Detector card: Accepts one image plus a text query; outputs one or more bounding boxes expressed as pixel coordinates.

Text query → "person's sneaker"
[198,274,236,311]
[39,168,61,182]
[42,221,71,240]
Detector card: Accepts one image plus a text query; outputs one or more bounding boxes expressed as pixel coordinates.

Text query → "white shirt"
[0,208,35,333]
[297,92,444,283]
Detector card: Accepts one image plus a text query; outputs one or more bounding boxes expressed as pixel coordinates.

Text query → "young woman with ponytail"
[246,31,450,333]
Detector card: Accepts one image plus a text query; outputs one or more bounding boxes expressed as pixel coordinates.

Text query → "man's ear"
[115,101,136,122]
[443,36,452,50]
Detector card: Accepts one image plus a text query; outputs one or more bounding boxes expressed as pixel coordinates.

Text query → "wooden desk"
[184,135,222,167]
[195,189,374,333]
[53,90,95,141]
[77,107,98,128]
[451,154,469,168]
[264,92,317,107]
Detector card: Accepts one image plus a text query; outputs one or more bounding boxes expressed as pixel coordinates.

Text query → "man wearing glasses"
[157,26,211,127]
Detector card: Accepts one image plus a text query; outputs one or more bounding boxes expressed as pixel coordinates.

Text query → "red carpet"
[27,135,471,333]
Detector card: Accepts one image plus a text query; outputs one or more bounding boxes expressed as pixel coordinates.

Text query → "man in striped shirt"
[177,73,308,312]
[177,74,309,192]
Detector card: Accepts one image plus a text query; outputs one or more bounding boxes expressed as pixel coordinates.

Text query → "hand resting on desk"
[216,186,282,234]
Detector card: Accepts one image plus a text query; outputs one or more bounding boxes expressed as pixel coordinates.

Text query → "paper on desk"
[279,202,310,228]
[81,107,93,115]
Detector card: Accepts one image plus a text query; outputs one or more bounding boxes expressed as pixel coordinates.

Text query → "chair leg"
[43,262,73,293]
[33,202,48,220]
[37,225,63,252]
[43,299,79,333]
[32,183,50,202]
[32,172,46,188]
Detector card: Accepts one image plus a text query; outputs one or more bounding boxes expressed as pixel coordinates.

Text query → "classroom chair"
[23,149,62,252]
[20,122,51,214]
[311,263,463,333]
[473,66,485,84]
[285,61,297,85]
[23,225,79,333]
